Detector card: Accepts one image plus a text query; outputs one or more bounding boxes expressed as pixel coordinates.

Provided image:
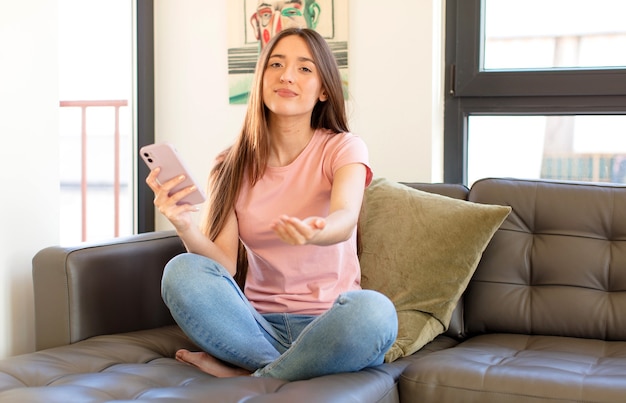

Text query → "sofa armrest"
[32,231,185,351]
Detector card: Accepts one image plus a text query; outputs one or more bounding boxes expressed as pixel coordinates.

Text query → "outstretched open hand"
[271,215,326,245]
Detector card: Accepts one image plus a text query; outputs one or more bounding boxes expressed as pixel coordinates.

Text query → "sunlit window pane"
[58,0,134,245]
[467,115,626,186]
[483,0,626,70]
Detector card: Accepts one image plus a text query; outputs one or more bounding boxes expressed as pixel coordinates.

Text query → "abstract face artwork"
[250,1,321,48]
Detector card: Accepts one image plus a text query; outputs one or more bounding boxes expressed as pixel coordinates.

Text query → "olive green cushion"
[359,178,511,362]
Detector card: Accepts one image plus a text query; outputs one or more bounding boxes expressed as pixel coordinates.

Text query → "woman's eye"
[269,62,282,68]
[301,66,313,73]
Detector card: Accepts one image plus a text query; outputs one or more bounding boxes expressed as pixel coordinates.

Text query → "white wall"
[0,1,60,358]
[153,0,445,231]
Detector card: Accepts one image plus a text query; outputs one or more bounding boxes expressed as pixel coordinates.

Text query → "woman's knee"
[162,253,193,301]
[161,253,225,300]
[162,253,195,288]
[339,290,396,317]
[335,290,398,337]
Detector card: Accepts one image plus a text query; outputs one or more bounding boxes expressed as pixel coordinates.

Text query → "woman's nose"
[280,70,294,84]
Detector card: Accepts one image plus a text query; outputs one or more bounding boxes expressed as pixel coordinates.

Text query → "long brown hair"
[201,28,348,287]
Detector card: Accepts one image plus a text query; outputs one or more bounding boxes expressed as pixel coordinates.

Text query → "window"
[483,0,626,70]
[58,0,133,244]
[444,0,626,186]
[58,0,154,244]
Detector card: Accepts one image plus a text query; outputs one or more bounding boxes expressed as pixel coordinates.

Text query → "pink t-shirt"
[235,129,373,315]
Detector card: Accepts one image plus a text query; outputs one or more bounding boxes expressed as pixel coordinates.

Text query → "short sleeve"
[328,132,373,187]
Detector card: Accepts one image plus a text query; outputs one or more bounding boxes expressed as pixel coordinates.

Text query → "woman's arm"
[146,168,239,275]
[270,163,367,246]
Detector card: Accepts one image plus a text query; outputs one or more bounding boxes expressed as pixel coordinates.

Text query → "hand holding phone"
[140,142,206,205]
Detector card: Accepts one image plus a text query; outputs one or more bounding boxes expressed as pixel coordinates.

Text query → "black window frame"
[444,0,626,184]
[136,0,155,233]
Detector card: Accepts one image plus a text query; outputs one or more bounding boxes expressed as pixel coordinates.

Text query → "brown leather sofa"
[399,178,626,402]
[1,178,625,402]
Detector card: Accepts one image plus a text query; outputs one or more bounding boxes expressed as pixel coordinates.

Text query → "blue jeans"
[161,253,398,381]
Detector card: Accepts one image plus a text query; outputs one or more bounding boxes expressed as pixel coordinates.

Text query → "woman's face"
[262,35,327,122]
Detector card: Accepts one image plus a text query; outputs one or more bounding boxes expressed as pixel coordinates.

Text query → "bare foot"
[175,349,251,378]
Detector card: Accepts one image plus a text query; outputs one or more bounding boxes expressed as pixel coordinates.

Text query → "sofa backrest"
[466,178,626,341]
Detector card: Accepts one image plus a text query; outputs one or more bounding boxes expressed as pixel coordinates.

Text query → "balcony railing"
[541,153,626,183]
[60,100,128,242]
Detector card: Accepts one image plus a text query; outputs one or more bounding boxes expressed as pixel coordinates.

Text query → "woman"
[147,28,397,381]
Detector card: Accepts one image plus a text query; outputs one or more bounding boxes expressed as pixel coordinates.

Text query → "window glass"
[467,115,626,186]
[58,0,134,244]
[483,0,626,70]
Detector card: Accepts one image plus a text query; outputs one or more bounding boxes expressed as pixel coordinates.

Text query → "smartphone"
[140,142,207,205]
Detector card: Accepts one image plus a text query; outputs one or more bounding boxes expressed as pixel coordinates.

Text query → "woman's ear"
[319,90,328,102]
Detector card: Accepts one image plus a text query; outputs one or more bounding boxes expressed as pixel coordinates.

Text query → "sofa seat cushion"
[0,326,292,402]
[0,325,456,403]
[399,333,626,402]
